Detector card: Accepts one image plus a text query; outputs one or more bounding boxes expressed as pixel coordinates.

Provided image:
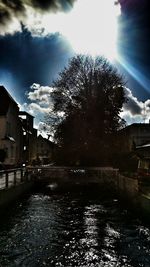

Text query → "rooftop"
[19,111,34,118]
[0,85,18,115]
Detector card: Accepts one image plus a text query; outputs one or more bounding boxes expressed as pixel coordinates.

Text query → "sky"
[0,0,150,132]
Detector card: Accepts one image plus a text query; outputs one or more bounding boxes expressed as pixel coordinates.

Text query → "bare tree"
[45,54,126,165]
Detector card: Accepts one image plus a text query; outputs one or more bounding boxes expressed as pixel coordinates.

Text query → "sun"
[42,0,120,61]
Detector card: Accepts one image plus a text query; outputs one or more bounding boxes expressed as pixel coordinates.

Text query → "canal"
[0,184,150,267]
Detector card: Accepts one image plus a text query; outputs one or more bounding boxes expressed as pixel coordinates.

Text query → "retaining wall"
[32,166,150,220]
[0,181,34,209]
[1,166,150,220]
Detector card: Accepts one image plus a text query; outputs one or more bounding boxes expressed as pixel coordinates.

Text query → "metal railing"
[0,168,28,190]
[26,166,119,182]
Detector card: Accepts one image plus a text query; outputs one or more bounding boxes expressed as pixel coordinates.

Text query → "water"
[0,185,150,267]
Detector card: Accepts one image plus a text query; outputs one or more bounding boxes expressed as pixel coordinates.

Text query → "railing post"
[5,172,8,188]
[14,171,16,186]
[25,169,28,182]
[21,169,23,182]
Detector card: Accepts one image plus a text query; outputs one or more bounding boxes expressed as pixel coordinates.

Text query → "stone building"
[136,143,150,172]
[118,123,150,153]
[0,86,23,167]
[0,86,55,168]
[32,134,54,165]
[18,113,55,166]
[19,111,37,166]
[113,123,150,171]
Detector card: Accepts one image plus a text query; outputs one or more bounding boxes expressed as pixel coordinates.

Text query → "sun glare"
[42,0,120,61]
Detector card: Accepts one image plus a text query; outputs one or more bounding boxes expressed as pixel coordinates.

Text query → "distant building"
[0,86,23,167]
[114,123,150,171]
[32,134,54,165]
[18,112,55,165]
[135,143,150,175]
[19,111,37,165]
[118,123,150,153]
[0,86,55,168]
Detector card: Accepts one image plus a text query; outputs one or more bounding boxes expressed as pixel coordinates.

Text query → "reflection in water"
[0,186,150,266]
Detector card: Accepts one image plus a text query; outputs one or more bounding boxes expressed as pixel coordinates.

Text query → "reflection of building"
[0,86,23,166]
[19,111,37,165]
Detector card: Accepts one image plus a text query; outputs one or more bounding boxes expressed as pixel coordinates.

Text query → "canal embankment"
[1,166,150,221]
[0,168,34,210]
[28,166,150,221]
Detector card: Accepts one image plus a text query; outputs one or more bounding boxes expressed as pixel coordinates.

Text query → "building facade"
[32,135,54,165]
[118,123,150,153]
[0,86,58,168]
[19,111,37,165]
[0,86,23,167]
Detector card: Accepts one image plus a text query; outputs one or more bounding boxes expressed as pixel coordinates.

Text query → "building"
[32,135,54,165]
[118,123,150,153]
[113,123,150,171]
[0,86,23,167]
[18,112,55,165]
[0,86,55,168]
[19,111,37,165]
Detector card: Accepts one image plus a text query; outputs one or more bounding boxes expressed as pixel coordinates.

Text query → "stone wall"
[32,166,144,215]
[117,175,139,198]
[0,181,34,210]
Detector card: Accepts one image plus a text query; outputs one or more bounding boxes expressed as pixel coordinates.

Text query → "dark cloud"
[0,8,10,25]
[2,0,25,13]
[119,0,149,15]
[31,0,76,12]
[0,0,25,26]
[0,26,73,103]
[118,0,150,57]
[0,0,76,32]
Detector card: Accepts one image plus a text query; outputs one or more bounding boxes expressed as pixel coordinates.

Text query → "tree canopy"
[46,54,126,166]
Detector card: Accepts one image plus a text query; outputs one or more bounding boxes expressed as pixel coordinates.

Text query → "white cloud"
[21,83,65,138]
[37,122,52,139]
[22,83,150,137]
[28,83,53,105]
[121,87,150,124]
[21,83,53,117]
[24,102,51,115]
[123,87,143,115]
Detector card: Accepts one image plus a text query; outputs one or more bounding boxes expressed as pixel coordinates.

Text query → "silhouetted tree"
[46,55,126,165]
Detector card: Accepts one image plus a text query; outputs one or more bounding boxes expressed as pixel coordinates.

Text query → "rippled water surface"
[0,185,150,266]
